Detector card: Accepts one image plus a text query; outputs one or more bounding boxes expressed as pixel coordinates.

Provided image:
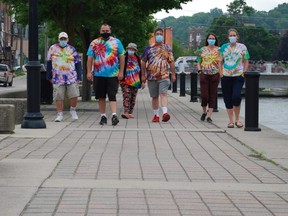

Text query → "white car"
[175,56,197,73]
[0,64,14,87]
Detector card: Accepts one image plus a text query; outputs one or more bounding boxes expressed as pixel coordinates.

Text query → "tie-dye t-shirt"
[121,55,141,89]
[86,37,125,77]
[197,46,221,75]
[141,43,174,80]
[47,44,81,85]
[220,43,250,77]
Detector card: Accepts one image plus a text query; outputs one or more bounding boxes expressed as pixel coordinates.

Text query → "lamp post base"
[21,113,46,128]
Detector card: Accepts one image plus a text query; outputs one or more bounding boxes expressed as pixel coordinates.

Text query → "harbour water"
[218,97,288,135]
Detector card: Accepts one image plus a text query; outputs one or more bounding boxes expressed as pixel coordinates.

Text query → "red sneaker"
[152,115,160,122]
[162,113,170,122]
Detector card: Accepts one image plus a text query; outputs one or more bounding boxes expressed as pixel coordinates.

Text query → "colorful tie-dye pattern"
[197,46,221,75]
[86,37,125,77]
[122,55,141,89]
[141,43,174,80]
[47,44,81,85]
[220,43,250,77]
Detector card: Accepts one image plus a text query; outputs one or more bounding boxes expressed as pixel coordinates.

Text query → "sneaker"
[55,112,63,122]
[99,116,107,125]
[162,113,170,122]
[206,117,213,123]
[70,109,78,121]
[111,115,119,126]
[152,115,160,122]
[200,113,207,121]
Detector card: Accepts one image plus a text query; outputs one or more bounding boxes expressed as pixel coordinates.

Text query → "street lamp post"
[21,0,46,128]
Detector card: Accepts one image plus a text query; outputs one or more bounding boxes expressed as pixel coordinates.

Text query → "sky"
[153,0,287,20]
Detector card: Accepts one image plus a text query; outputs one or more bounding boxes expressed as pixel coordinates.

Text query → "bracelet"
[198,70,202,73]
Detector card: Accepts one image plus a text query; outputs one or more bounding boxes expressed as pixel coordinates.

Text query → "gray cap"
[126,43,137,51]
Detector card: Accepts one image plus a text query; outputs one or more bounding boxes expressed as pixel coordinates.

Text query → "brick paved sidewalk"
[0,88,288,216]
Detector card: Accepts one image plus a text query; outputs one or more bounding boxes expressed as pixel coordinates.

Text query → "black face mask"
[100,32,111,40]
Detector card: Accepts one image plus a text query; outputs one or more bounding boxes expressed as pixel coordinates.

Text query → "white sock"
[70,106,76,111]
[112,113,117,116]
[101,113,106,117]
[162,107,168,114]
[153,109,159,116]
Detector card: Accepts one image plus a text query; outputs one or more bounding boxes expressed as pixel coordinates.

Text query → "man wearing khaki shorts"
[141,27,176,122]
[47,32,82,122]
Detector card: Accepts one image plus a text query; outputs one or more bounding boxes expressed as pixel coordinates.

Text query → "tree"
[277,30,288,61]
[4,0,194,101]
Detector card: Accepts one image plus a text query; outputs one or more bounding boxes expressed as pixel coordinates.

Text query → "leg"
[99,98,106,114]
[207,73,220,118]
[232,76,245,126]
[56,100,64,112]
[120,84,130,117]
[129,87,138,115]
[200,73,209,114]
[221,76,234,125]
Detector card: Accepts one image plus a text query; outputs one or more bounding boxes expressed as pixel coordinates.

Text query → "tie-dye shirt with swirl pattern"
[86,37,125,77]
[197,46,221,75]
[220,42,250,77]
[141,43,174,80]
[47,44,81,85]
[121,55,141,89]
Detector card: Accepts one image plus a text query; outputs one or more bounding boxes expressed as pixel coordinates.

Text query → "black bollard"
[168,73,172,90]
[172,73,177,93]
[190,71,198,102]
[180,72,186,96]
[244,72,261,131]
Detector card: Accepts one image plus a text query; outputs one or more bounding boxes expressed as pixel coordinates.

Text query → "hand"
[87,72,93,81]
[171,73,176,83]
[141,82,145,89]
[141,76,146,83]
[118,74,124,81]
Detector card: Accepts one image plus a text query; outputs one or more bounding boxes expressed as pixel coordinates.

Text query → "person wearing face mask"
[196,33,221,123]
[141,27,176,123]
[46,32,82,122]
[219,28,250,128]
[87,23,125,126]
[119,43,145,119]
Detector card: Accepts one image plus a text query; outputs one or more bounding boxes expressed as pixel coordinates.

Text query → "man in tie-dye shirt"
[87,23,125,126]
[47,32,82,123]
[141,27,176,123]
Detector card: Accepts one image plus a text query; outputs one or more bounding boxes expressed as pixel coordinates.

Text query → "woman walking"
[197,33,221,123]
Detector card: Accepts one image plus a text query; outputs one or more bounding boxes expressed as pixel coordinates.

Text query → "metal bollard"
[168,73,172,90]
[179,72,186,97]
[172,73,177,93]
[244,72,261,131]
[190,71,198,102]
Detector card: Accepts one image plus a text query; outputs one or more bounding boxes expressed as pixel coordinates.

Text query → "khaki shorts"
[147,78,170,98]
[53,83,80,101]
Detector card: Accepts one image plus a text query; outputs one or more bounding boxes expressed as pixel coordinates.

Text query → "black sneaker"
[206,117,213,123]
[200,113,207,121]
[99,116,107,125]
[111,115,119,126]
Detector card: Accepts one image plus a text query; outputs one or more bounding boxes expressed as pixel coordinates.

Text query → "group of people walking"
[46,24,249,129]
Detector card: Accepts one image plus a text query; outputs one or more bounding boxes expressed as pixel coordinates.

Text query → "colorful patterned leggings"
[120,84,138,114]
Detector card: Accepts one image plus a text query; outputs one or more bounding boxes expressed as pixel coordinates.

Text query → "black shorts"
[94,77,119,101]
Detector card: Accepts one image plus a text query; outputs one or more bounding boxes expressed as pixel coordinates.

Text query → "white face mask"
[127,50,135,56]
[229,36,237,43]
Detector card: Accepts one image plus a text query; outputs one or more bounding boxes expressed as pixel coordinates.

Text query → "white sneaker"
[55,112,63,122]
[70,109,78,121]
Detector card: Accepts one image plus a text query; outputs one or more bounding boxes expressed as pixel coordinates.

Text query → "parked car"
[175,56,197,73]
[0,64,14,87]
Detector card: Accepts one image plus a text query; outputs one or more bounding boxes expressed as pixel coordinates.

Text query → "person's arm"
[118,54,125,81]
[169,61,176,83]
[141,60,147,83]
[86,56,93,81]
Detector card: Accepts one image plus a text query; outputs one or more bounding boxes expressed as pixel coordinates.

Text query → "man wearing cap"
[141,27,176,123]
[46,32,82,122]
[119,42,145,119]
[86,23,125,126]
